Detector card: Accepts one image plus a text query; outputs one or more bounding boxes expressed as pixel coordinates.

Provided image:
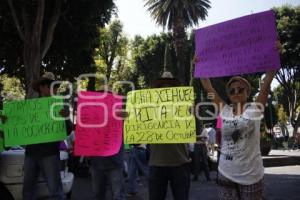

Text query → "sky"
[115,0,300,38]
[114,0,300,89]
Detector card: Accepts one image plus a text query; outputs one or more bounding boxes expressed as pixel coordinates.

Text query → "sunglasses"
[228,87,245,95]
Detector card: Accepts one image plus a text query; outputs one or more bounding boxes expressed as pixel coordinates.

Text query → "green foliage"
[274,5,300,69]
[130,33,177,87]
[273,5,300,130]
[144,0,211,30]
[277,104,289,124]
[0,0,116,82]
[145,0,211,84]
[95,20,129,82]
[0,75,25,100]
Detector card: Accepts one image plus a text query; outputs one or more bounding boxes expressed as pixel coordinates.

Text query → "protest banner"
[194,10,280,78]
[3,97,67,147]
[124,87,196,144]
[74,91,123,156]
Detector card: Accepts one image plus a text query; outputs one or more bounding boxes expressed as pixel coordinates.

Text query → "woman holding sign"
[197,58,276,200]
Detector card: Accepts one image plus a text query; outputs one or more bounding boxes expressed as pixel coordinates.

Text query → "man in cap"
[148,71,191,200]
[0,72,73,200]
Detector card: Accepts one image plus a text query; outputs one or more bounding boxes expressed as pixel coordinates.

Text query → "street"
[71,150,300,200]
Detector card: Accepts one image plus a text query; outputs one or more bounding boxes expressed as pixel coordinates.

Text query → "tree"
[0,0,116,97]
[144,0,211,85]
[274,5,300,135]
[131,33,177,87]
[2,0,63,98]
[95,20,128,82]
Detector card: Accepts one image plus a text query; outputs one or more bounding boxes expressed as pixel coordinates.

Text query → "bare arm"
[255,70,276,108]
[200,78,226,113]
[194,55,226,112]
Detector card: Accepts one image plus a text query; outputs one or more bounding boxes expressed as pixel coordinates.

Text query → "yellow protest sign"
[124,87,196,144]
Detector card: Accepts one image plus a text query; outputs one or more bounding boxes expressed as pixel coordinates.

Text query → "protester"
[0,72,73,200]
[216,115,222,147]
[127,144,149,197]
[198,59,276,200]
[206,124,216,156]
[191,129,211,182]
[148,71,191,200]
[89,85,127,200]
[215,115,223,183]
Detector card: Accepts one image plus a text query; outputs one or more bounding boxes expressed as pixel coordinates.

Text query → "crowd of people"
[0,57,277,200]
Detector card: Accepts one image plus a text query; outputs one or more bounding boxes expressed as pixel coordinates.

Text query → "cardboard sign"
[194,10,280,78]
[3,97,67,147]
[74,91,123,156]
[124,87,196,144]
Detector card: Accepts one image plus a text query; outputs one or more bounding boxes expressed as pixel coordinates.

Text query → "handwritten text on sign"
[3,97,66,147]
[74,91,123,156]
[194,10,280,78]
[124,87,196,144]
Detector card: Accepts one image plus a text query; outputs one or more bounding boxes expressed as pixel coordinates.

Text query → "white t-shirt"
[218,103,264,185]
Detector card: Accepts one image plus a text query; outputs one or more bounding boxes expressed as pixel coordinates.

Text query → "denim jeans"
[91,167,126,200]
[23,154,64,200]
[127,147,149,193]
[149,163,190,200]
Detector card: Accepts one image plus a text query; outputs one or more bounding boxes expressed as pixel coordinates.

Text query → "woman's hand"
[115,110,129,119]
[193,54,200,65]
[275,41,282,52]
[255,70,277,108]
[59,109,70,118]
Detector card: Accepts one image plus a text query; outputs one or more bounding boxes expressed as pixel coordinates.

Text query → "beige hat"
[32,72,57,92]
[161,71,174,78]
[151,71,181,88]
[226,76,252,95]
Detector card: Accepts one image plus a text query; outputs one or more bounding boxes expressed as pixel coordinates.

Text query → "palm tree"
[144,0,211,84]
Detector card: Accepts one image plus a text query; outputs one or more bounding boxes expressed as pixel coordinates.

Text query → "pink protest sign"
[194,10,280,78]
[74,91,123,156]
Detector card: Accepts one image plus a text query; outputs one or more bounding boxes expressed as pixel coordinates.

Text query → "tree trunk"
[106,64,112,83]
[173,17,188,85]
[23,42,41,98]
[7,0,61,98]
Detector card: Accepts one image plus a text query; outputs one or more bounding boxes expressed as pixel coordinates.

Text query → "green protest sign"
[0,110,4,152]
[3,97,67,147]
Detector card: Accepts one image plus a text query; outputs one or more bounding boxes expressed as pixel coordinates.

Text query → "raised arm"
[255,70,276,108]
[200,78,226,112]
[193,55,226,112]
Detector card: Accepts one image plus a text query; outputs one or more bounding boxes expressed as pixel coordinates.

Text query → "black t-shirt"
[25,141,60,157]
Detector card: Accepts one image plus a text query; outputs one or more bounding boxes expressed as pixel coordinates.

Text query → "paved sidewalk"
[72,150,300,200]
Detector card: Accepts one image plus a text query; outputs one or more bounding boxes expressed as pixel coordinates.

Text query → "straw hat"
[226,76,252,95]
[151,71,181,88]
[32,72,57,92]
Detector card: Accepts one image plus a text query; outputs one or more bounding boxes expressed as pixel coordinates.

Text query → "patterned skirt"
[217,172,264,200]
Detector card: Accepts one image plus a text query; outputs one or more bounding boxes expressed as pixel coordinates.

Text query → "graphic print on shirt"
[221,116,255,161]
